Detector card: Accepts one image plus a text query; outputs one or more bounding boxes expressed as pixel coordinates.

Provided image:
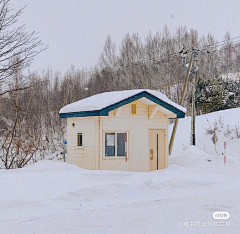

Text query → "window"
[77,133,83,147]
[105,133,115,156]
[117,133,125,156]
[105,132,127,157]
[131,103,137,115]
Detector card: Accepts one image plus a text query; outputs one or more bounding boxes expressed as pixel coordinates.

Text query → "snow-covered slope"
[0,108,240,234]
[170,107,240,159]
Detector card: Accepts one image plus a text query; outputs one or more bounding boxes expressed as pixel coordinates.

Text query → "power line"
[63,35,240,82]
[72,52,182,81]
[200,36,240,50]
[200,38,240,52]
[197,41,240,56]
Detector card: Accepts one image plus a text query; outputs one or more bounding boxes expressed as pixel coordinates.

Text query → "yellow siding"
[67,117,95,169]
[94,117,100,170]
[67,98,169,171]
[100,105,130,171]
[129,100,168,171]
[99,100,168,171]
[102,159,129,171]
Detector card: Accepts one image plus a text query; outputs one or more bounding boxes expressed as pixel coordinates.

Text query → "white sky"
[12,0,240,73]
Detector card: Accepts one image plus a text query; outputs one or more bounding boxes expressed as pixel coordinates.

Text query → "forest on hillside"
[0,0,240,168]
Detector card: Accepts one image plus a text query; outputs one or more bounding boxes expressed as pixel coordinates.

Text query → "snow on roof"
[59,89,186,114]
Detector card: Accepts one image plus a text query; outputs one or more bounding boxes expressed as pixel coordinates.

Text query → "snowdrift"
[170,107,240,159]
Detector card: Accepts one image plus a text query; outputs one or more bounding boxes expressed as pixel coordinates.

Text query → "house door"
[149,129,166,171]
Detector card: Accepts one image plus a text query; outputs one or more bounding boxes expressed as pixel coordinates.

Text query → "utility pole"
[169,48,199,154]
[191,49,198,145]
[169,52,194,155]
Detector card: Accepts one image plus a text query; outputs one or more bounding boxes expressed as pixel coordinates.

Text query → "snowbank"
[1,158,239,234]
[170,107,240,158]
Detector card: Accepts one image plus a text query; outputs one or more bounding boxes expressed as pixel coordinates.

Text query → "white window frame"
[104,131,128,158]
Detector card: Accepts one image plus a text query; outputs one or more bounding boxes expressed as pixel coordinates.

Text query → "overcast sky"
[12,0,240,73]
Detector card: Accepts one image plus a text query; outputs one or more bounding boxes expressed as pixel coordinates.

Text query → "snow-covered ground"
[170,107,240,158]
[1,108,240,234]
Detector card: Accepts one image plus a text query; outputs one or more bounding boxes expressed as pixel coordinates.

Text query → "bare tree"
[0,0,45,96]
[0,68,43,169]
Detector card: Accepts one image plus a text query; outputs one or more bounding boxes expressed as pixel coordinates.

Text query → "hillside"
[170,107,240,159]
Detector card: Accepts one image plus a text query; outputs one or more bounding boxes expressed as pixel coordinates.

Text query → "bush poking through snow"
[205,116,225,134]
[205,116,240,139]
[224,125,234,139]
[224,124,240,139]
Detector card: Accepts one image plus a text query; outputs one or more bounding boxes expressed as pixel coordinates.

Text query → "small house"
[59,89,186,171]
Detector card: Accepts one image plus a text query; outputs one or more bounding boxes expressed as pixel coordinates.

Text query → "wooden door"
[149,129,166,171]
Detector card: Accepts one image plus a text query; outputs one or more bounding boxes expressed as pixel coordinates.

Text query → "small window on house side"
[131,103,137,115]
[77,133,83,147]
[105,133,115,156]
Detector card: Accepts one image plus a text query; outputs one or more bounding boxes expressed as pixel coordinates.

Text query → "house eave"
[59,91,186,119]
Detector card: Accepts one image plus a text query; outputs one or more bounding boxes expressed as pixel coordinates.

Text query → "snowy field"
[1,108,240,234]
